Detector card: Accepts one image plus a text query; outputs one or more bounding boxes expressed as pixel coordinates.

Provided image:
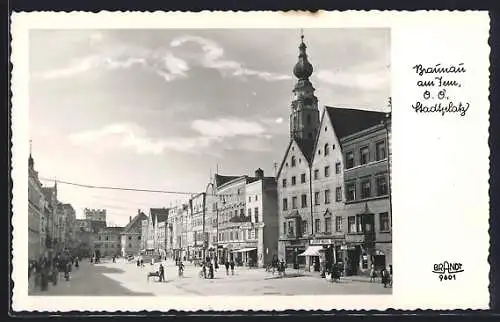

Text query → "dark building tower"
[289,32,320,143]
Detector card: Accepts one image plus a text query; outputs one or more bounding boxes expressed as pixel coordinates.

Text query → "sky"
[29,28,390,226]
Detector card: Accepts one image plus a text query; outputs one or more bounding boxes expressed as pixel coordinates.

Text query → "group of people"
[28,251,79,292]
[369,264,393,288]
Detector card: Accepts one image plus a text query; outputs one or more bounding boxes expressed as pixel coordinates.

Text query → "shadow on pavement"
[30,263,154,297]
[264,273,305,280]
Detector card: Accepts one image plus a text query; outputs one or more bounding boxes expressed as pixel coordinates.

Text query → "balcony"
[345,231,375,243]
[229,215,251,223]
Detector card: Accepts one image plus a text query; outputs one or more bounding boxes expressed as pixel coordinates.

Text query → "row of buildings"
[137,168,279,268]
[28,150,77,260]
[136,34,392,276]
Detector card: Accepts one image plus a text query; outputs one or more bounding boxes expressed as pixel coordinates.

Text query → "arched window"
[291,156,296,167]
[324,143,329,156]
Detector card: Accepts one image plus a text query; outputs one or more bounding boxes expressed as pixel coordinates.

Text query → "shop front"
[232,247,258,267]
[285,244,306,269]
[307,238,344,275]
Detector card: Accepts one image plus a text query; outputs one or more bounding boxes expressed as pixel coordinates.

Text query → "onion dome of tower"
[293,34,313,80]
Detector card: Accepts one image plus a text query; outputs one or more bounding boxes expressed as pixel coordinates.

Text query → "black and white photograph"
[26,27,392,296]
[12,11,490,312]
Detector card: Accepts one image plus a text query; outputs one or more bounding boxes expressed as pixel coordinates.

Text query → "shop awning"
[298,246,324,257]
[232,247,257,253]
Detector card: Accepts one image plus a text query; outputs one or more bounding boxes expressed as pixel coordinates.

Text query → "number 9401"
[439,274,456,281]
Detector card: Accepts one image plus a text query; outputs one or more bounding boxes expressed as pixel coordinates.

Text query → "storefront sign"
[310,239,334,245]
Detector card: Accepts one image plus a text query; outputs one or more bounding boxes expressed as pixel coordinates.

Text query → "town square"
[26,27,392,296]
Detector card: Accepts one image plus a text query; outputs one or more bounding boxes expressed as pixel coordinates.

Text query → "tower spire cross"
[300,28,304,42]
[29,139,32,155]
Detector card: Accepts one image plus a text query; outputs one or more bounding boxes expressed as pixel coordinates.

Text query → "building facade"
[243,169,279,267]
[28,153,44,260]
[94,226,123,257]
[277,34,392,276]
[189,192,207,260]
[120,210,147,257]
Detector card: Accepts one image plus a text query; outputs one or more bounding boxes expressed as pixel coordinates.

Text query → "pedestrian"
[389,264,393,287]
[75,256,79,269]
[225,261,230,275]
[208,262,214,279]
[369,264,376,283]
[159,264,165,282]
[381,267,390,288]
[214,256,219,270]
[202,262,207,279]
[230,259,235,276]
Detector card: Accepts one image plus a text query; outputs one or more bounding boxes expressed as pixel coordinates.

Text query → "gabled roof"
[324,106,387,140]
[276,138,312,179]
[214,174,241,188]
[150,208,169,225]
[122,212,147,233]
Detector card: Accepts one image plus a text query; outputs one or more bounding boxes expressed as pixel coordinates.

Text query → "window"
[230,232,234,240]
[314,219,321,234]
[324,189,331,204]
[128,236,132,240]
[361,179,371,199]
[356,215,363,233]
[314,169,319,180]
[335,162,341,174]
[325,217,331,233]
[240,208,244,216]
[249,196,251,202]
[254,208,259,222]
[301,173,306,183]
[282,179,287,187]
[335,187,342,202]
[255,195,258,201]
[324,143,329,156]
[380,212,390,231]
[318,149,321,155]
[376,141,386,161]
[314,191,320,205]
[248,208,252,217]
[346,182,356,201]
[292,196,298,209]
[335,216,343,232]
[302,220,308,235]
[291,176,296,185]
[282,198,288,211]
[291,156,296,167]
[234,210,238,216]
[346,151,355,169]
[283,222,286,235]
[360,146,369,165]
[376,176,388,196]
[287,221,294,236]
[301,194,307,208]
[348,216,356,233]
[324,166,330,177]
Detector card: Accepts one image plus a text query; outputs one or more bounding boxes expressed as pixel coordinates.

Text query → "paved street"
[29,259,391,296]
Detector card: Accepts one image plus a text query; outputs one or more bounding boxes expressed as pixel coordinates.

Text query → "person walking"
[381,267,390,288]
[225,260,230,275]
[229,259,235,276]
[369,264,377,283]
[389,264,393,287]
[159,264,165,282]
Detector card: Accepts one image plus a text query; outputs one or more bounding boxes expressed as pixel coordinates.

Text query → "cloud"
[171,35,291,81]
[69,123,216,155]
[36,46,189,83]
[315,63,390,91]
[191,118,266,138]
[69,118,272,155]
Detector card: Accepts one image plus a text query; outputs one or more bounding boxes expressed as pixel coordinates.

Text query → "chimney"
[255,168,264,179]
[138,209,141,215]
[129,216,132,223]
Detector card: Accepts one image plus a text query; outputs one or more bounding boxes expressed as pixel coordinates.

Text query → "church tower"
[289,31,320,142]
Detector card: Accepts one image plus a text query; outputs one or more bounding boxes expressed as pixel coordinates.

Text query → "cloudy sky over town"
[29,28,390,226]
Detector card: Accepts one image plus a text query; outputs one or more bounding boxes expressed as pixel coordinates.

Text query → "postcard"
[10,10,490,311]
